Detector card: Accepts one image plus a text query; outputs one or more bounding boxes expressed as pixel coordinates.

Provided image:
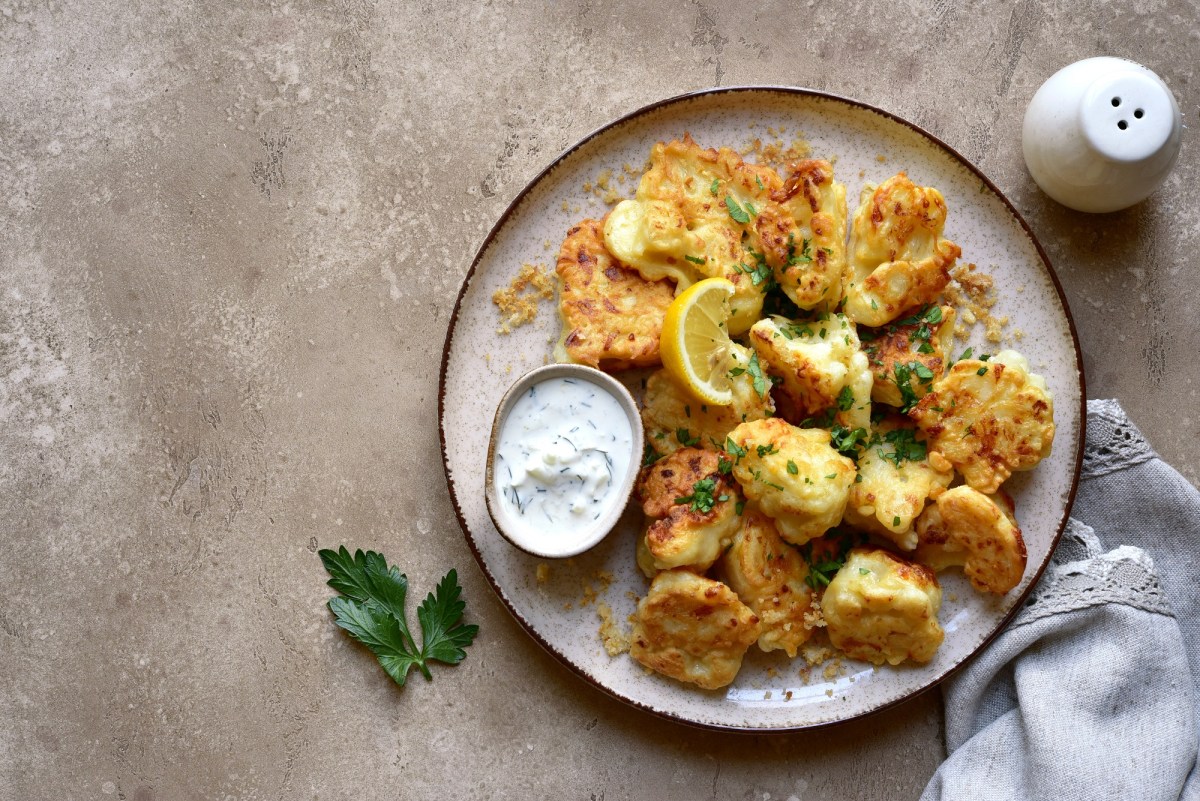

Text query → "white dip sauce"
[493,376,634,551]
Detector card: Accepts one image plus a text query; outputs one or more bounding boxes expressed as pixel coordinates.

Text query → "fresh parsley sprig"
[319,546,479,687]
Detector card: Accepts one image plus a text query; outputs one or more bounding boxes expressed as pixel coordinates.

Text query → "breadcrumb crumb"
[597,602,631,656]
[492,263,554,334]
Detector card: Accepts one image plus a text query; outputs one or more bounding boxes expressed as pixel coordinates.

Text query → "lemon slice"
[660,277,737,406]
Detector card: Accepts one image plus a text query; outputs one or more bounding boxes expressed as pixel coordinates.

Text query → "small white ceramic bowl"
[484,363,643,559]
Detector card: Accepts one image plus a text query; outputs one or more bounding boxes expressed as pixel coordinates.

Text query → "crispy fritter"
[636,448,742,572]
[603,135,782,333]
[630,569,760,689]
[914,486,1027,594]
[821,547,944,666]
[843,174,961,327]
[641,344,775,455]
[720,507,816,657]
[727,417,856,546]
[753,159,848,311]
[553,218,675,369]
[843,416,954,550]
[910,349,1055,493]
[748,312,872,430]
[861,305,956,409]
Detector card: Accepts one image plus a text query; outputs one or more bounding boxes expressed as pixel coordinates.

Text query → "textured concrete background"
[2,0,1197,799]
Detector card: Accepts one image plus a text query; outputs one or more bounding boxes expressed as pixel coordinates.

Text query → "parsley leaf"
[725,195,751,224]
[786,460,799,475]
[319,546,479,686]
[675,427,701,447]
[836,385,855,412]
[675,478,721,513]
[710,178,720,196]
[684,254,707,265]
[829,424,870,459]
[877,427,928,467]
[746,351,768,398]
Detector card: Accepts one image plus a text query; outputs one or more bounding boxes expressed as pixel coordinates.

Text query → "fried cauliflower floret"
[720,507,816,657]
[748,313,871,431]
[635,449,742,572]
[861,305,956,409]
[822,547,944,666]
[727,418,856,546]
[753,159,848,311]
[629,570,760,689]
[843,174,962,327]
[914,486,1027,594]
[553,218,675,369]
[910,349,1055,493]
[843,417,954,550]
[604,135,781,333]
[641,344,775,454]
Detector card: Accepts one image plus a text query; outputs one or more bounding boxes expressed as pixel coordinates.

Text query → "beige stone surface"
[2,1,1197,798]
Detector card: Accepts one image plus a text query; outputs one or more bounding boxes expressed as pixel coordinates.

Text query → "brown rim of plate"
[437,85,1087,733]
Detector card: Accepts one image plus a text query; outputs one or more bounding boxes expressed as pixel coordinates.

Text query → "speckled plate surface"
[439,87,1084,731]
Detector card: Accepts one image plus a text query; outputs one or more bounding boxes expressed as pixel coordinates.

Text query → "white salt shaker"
[1023,57,1182,213]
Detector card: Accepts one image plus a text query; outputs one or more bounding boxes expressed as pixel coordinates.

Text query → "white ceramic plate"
[439,87,1084,731]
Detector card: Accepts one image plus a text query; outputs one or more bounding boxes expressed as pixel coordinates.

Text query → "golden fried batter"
[603,135,781,333]
[636,448,742,572]
[727,417,856,546]
[843,416,953,550]
[721,507,816,657]
[630,569,760,689]
[861,305,956,409]
[754,159,848,311]
[748,313,871,430]
[553,218,675,369]
[843,174,961,327]
[821,547,944,666]
[641,344,775,455]
[914,486,1027,594]
[910,350,1055,494]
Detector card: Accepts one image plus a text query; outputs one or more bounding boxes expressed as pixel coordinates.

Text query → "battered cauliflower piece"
[720,507,816,657]
[554,218,675,369]
[748,313,872,431]
[727,418,856,546]
[910,349,1055,493]
[843,174,962,327]
[843,417,954,550]
[822,547,944,666]
[861,305,956,409]
[636,448,742,572]
[753,159,848,310]
[603,135,782,333]
[914,486,1027,594]
[630,570,761,689]
[641,344,775,455]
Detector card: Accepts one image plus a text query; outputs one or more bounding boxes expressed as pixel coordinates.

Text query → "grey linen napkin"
[921,399,1200,801]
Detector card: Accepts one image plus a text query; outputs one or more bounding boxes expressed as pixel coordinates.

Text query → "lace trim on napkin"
[1015,519,1174,627]
[1082,398,1158,479]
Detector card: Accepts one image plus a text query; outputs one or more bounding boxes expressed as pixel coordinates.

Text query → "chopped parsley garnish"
[319,546,479,688]
[877,427,928,467]
[725,195,751,224]
[642,442,663,467]
[830,424,870,459]
[836,385,855,411]
[756,443,778,457]
[746,351,768,398]
[893,361,935,413]
[675,428,701,447]
[710,178,720,196]
[734,248,774,289]
[785,234,813,268]
[977,366,989,376]
[684,254,707,265]
[786,460,799,475]
[804,554,844,589]
[675,478,721,513]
